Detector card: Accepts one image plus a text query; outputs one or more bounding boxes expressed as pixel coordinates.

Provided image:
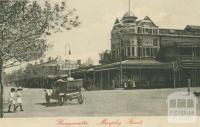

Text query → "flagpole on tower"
[129,0,131,13]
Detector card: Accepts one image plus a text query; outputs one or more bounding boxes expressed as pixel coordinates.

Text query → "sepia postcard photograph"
[0,0,200,126]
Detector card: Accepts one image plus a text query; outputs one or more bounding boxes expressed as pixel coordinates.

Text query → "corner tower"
[111,6,138,61]
[111,2,160,61]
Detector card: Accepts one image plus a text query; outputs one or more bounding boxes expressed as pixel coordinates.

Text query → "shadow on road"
[36,102,60,107]
[4,111,16,114]
[37,101,81,107]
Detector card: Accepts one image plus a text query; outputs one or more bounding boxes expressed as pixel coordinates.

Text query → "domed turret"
[122,11,137,24]
[123,11,137,18]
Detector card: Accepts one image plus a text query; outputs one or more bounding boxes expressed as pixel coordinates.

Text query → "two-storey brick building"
[73,10,200,89]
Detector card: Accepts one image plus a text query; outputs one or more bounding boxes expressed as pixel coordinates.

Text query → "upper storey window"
[137,27,159,35]
[153,39,159,46]
[153,29,159,34]
[138,27,142,34]
[144,28,151,34]
[129,27,136,33]
[138,38,142,46]
[137,16,159,35]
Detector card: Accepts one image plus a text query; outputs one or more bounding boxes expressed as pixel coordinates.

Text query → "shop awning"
[94,59,173,71]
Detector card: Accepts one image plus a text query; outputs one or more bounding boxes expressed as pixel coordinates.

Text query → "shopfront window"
[146,48,150,56]
[142,48,145,57]
[138,47,142,57]
[196,47,200,57]
[132,47,135,56]
[152,48,158,57]
[179,47,193,56]
[127,47,130,56]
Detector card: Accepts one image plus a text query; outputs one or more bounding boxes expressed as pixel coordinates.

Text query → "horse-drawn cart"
[44,78,84,105]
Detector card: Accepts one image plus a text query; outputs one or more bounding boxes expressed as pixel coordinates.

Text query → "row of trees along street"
[0,0,80,118]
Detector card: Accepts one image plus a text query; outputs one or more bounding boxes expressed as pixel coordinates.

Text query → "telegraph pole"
[118,31,123,88]
[128,0,131,13]
[173,62,177,88]
[119,40,122,88]
[65,44,71,77]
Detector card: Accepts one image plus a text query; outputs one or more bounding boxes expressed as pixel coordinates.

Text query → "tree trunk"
[0,56,3,118]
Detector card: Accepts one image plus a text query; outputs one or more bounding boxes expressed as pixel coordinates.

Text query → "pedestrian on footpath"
[8,88,16,112]
[15,87,24,111]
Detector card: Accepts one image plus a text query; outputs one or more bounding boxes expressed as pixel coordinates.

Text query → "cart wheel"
[78,94,84,104]
[59,96,64,105]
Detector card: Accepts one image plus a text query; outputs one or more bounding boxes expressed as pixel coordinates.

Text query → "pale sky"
[45,0,200,63]
[5,0,200,72]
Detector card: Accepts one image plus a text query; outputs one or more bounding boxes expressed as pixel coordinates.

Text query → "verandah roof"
[94,59,173,71]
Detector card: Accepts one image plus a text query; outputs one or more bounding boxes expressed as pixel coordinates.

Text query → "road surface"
[3,86,200,117]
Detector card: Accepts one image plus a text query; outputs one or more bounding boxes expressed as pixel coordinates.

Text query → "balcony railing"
[159,29,200,36]
[179,55,200,63]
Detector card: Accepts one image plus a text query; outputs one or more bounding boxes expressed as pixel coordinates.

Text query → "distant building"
[11,58,81,88]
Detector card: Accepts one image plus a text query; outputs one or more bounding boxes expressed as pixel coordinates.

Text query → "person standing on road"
[44,89,52,103]
[15,87,24,111]
[112,79,115,89]
[8,88,16,112]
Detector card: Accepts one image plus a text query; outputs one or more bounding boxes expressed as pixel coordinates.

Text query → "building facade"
[111,12,160,61]
[111,11,200,62]
[10,58,81,88]
[72,10,200,90]
[11,10,200,90]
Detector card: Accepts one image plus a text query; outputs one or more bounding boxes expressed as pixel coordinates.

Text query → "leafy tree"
[0,0,80,117]
[5,67,24,83]
[99,50,112,64]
